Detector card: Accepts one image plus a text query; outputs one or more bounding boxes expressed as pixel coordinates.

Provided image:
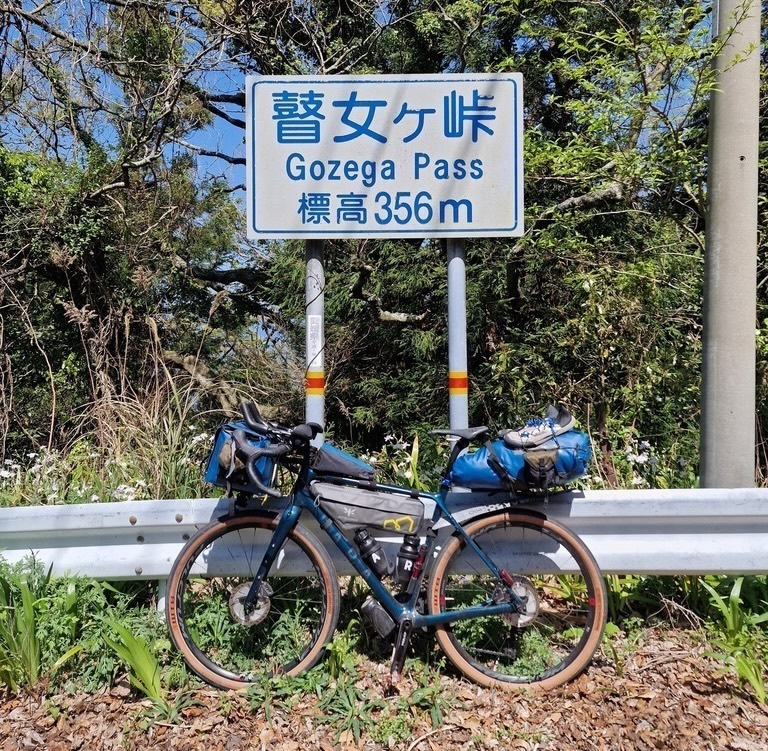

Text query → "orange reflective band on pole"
[448,371,468,396]
[306,370,325,396]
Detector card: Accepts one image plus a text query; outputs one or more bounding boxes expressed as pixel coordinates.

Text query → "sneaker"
[502,405,575,448]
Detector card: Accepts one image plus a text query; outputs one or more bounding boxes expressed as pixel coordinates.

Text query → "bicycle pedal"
[384,672,402,697]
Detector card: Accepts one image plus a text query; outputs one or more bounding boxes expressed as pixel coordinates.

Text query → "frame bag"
[310,482,425,535]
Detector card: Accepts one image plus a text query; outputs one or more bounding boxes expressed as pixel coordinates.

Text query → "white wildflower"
[113,484,137,502]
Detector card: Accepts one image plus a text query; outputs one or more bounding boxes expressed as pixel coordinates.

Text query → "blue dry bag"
[450,430,591,490]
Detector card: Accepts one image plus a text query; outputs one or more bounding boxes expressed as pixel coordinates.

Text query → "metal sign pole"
[305,239,325,445]
[447,239,469,430]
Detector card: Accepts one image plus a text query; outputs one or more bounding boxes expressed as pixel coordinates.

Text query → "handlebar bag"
[204,422,276,494]
[450,430,591,490]
[310,481,425,534]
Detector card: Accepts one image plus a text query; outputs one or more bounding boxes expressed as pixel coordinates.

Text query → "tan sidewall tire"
[166,513,340,691]
[429,511,606,691]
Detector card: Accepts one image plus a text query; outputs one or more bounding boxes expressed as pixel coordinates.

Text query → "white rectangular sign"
[246,74,523,239]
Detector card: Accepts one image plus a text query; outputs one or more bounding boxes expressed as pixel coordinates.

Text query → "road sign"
[246,74,523,239]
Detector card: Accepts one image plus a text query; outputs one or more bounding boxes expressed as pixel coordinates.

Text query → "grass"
[0,557,767,737]
[0,564,83,692]
[246,624,458,744]
[0,371,221,507]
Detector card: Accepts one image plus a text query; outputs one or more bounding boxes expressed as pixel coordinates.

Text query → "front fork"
[243,503,302,612]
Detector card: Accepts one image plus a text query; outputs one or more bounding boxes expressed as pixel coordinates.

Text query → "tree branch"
[181,260,266,290]
[1,4,120,63]
[350,255,429,324]
[199,99,245,130]
[173,137,245,165]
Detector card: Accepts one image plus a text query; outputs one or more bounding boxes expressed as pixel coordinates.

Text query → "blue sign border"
[248,75,522,238]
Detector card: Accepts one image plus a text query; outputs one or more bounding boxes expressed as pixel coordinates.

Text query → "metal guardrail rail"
[2,488,768,579]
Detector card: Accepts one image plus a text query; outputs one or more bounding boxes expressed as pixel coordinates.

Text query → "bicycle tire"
[167,512,340,691]
[428,510,606,690]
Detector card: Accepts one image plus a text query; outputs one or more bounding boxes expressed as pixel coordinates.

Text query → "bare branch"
[172,137,244,164]
[350,253,429,324]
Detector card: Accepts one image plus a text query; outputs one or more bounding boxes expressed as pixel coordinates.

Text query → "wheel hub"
[229,582,273,626]
[494,576,539,627]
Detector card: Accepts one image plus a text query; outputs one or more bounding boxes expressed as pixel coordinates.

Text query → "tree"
[0,0,749,489]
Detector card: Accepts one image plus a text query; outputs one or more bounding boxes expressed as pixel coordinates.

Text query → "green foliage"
[408,673,454,729]
[326,619,361,680]
[104,621,164,700]
[255,1,716,485]
[701,577,768,704]
[0,0,750,487]
[370,433,448,492]
[248,625,458,744]
[0,559,187,697]
[0,563,82,692]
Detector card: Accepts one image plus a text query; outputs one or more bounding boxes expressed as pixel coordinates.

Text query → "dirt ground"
[2,630,767,751]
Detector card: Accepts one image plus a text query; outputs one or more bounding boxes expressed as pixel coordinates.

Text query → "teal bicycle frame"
[244,471,527,633]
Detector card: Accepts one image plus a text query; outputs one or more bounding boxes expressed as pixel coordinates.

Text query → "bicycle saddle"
[431,426,489,442]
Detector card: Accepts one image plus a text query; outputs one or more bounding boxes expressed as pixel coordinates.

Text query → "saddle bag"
[204,422,277,495]
[450,429,591,491]
[310,481,426,535]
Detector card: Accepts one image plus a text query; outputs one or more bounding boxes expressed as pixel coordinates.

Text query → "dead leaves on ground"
[1,632,766,751]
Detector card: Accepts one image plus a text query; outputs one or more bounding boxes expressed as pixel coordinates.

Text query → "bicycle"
[166,403,607,692]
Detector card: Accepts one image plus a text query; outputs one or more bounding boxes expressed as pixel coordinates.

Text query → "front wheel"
[428,510,606,690]
[167,513,341,691]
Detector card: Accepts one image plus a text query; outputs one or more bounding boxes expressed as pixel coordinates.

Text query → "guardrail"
[2,488,768,580]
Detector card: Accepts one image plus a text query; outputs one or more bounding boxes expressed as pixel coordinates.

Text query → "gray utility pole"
[700,0,761,487]
[305,240,325,446]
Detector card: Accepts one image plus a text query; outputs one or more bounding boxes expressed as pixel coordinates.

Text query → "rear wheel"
[167,513,340,690]
[428,510,606,690]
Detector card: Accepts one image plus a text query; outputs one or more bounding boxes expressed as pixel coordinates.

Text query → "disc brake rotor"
[494,576,539,627]
[229,582,274,627]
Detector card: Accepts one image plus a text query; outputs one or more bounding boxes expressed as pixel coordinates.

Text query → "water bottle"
[354,528,392,579]
[395,534,420,587]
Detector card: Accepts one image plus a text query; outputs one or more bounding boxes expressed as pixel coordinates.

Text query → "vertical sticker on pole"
[306,314,324,396]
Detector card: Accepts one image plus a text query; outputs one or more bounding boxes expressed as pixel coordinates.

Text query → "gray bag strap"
[483,440,518,496]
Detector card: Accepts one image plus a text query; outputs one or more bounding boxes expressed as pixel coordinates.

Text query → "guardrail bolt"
[175,513,183,523]
[129,516,137,525]
[135,566,143,575]
[182,533,190,541]
[137,535,145,543]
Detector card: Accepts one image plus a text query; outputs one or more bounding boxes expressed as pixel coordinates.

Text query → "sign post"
[447,239,469,429]
[246,74,524,431]
[305,239,325,444]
